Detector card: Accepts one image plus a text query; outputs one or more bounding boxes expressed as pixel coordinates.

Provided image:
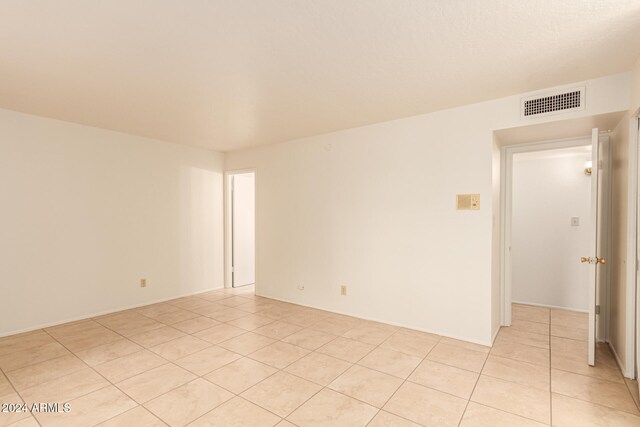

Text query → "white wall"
[226,73,630,345]
[511,147,592,311]
[0,109,225,336]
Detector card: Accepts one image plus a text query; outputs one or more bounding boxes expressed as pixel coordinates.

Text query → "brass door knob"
[596,258,606,265]
[580,257,590,263]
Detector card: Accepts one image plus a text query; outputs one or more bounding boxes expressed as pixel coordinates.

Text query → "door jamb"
[629,110,639,380]
[224,168,257,290]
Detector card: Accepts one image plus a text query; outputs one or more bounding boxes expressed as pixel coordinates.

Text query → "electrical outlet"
[340,285,347,296]
[140,278,147,288]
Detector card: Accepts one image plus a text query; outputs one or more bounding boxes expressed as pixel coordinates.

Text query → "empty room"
[2,1,640,426]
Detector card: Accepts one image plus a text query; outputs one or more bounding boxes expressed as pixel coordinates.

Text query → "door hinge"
[595,305,601,315]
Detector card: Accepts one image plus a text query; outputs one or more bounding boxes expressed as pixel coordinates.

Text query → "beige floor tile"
[552,392,640,426]
[490,342,550,367]
[625,378,640,410]
[175,346,241,376]
[152,309,200,325]
[310,318,359,335]
[285,352,352,386]
[94,350,166,383]
[408,359,479,399]
[34,386,136,427]
[0,391,31,426]
[217,296,251,307]
[128,326,186,348]
[227,315,275,331]
[75,339,143,366]
[189,302,228,316]
[254,321,303,340]
[329,365,403,407]
[460,402,547,427]
[249,342,310,369]
[98,406,165,426]
[494,328,549,349]
[513,305,549,324]
[241,371,321,417]
[317,337,375,363]
[471,375,550,424]
[205,357,277,394]
[172,316,220,334]
[509,320,550,336]
[58,328,124,353]
[149,335,211,361]
[384,381,467,426]
[188,396,281,427]
[358,347,422,379]
[137,303,182,318]
[3,416,40,427]
[551,310,587,330]
[551,369,638,414]
[0,373,14,396]
[6,354,86,390]
[288,388,377,427]
[368,411,421,426]
[0,342,69,372]
[427,343,488,373]
[193,324,246,344]
[116,363,196,403]
[281,328,337,350]
[438,337,490,354]
[482,355,550,391]
[551,324,588,341]
[20,366,109,403]
[380,330,440,357]
[276,421,297,427]
[550,337,623,384]
[206,308,248,322]
[342,325,395,345]
[0,331,56,357]
[218,332,275,355]
[145,378,233,427]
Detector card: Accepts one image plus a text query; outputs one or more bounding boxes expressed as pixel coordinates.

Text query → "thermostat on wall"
[457,194,480,210]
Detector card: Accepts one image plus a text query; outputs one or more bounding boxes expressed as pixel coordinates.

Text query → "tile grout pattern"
[0,286,639,426]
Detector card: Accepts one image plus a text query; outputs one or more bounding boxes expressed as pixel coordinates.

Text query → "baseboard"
[512,300,588,313]
[0,286,223,338]
[257,292,494,347]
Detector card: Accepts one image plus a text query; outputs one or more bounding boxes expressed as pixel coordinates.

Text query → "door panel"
[232,173,255,287]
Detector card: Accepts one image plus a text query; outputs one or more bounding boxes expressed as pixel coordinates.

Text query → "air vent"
[521,86,585,119]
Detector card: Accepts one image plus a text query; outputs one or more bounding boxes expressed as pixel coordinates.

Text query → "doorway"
[226,171,256,288]
[501,131,611,366]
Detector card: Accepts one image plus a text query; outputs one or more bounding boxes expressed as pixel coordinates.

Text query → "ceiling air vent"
[520,86,585,119]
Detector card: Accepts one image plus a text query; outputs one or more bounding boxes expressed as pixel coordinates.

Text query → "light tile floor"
[1,289,639,426]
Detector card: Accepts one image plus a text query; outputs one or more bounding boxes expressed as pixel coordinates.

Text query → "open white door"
[231,173,255,287]
[583,128,603,366]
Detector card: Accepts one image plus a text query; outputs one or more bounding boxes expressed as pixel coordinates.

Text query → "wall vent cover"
[520,86,585,119]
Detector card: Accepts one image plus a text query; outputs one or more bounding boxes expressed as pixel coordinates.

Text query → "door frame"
[630,109,639,381]
[224,168,257,289]
[500,136,601,326]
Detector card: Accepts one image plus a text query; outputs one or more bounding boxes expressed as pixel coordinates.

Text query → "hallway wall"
[511,146,592,311]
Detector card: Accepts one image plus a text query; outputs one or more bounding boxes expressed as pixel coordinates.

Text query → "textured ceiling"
[1,1,639,152]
